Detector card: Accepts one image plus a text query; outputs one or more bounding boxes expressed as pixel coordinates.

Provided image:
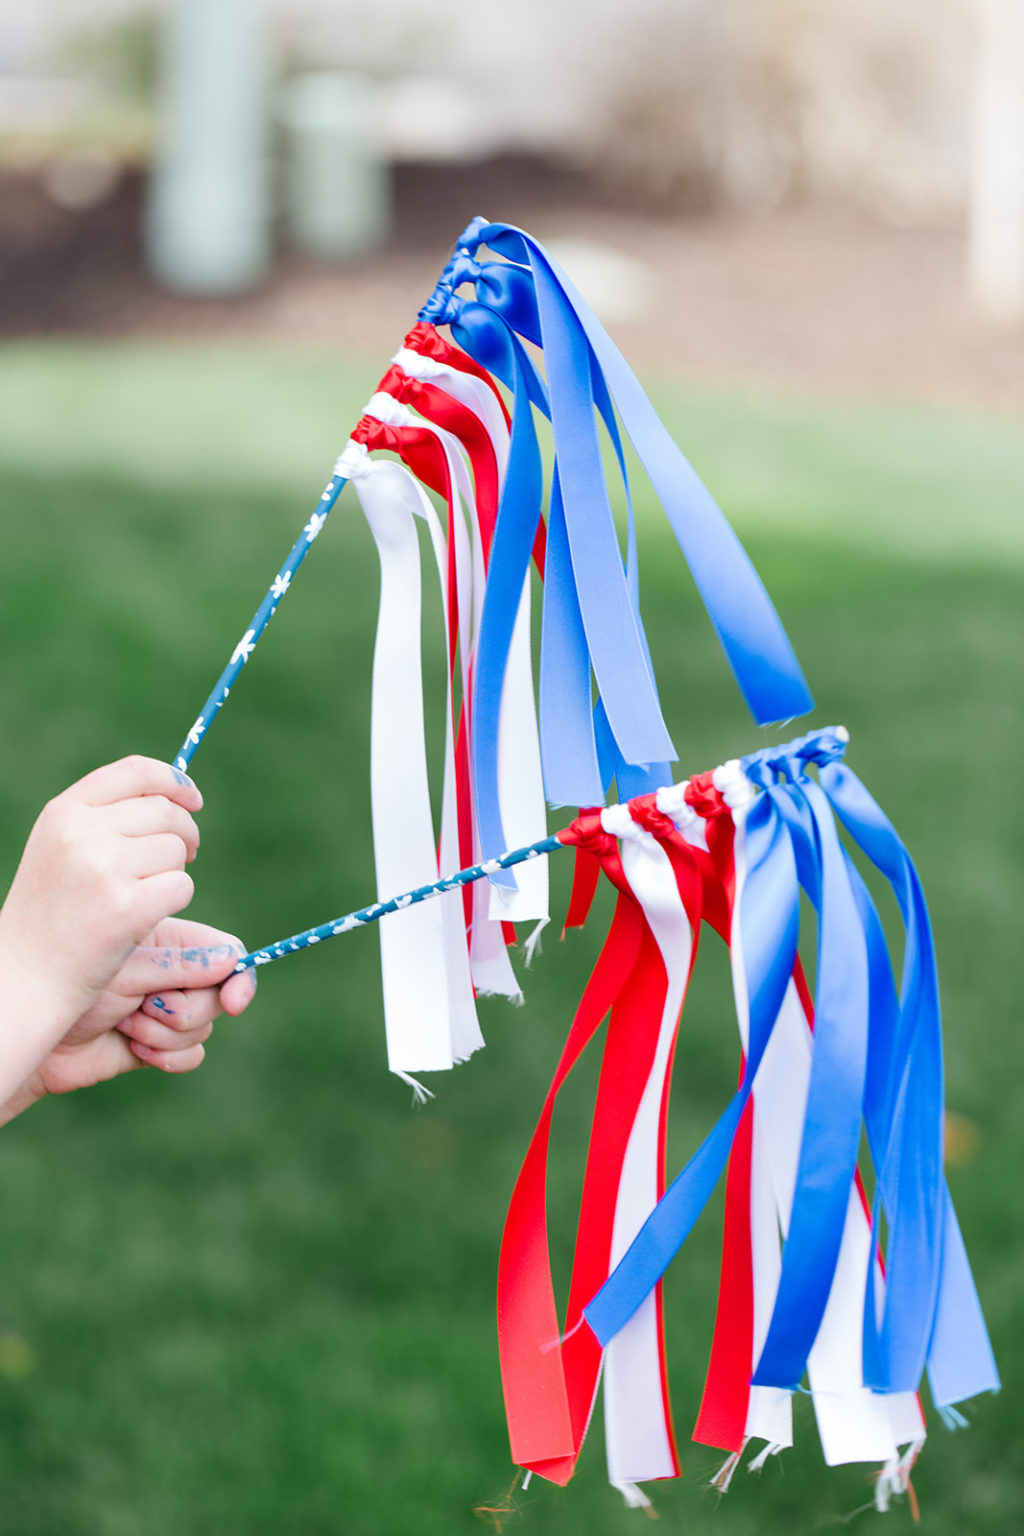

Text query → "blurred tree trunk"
[147,0,272,295]
[968,0,1024,320]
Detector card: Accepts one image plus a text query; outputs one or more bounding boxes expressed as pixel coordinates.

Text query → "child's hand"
[0,918,258,1123]
[0,755,203,1022]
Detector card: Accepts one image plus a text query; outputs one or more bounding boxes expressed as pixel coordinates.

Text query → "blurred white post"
[968,0,1024,321]
[280,73,389,262]
[147,0,271,295]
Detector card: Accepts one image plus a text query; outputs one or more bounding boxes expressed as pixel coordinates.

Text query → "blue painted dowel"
[233,833,568,973]
[172,469,349,771]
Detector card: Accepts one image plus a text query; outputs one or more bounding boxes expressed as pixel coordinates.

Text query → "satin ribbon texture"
[497,726,996,1502]
[419,216,813,856]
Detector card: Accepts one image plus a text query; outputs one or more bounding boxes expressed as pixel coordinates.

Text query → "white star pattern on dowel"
[186,717,206,747]
[304,511,327,542]
[271,572,292,599]
[231,630,257,665]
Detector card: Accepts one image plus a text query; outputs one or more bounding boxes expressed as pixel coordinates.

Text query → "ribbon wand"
[231,832,568,973]
[171,464,350,772]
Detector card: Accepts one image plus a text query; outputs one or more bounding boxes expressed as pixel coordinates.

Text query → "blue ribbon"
[540,467,603,806]
[819,761,999,1404]
[585,725,997,1409]
[590,350,673,800]
[421,250,669,846]
[423,292,554,876]
[739,745,871,1389]
[456,218,814,730]
[584,740,805,1349]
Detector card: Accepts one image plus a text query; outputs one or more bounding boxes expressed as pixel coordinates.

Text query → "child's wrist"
[0,917,85,1070]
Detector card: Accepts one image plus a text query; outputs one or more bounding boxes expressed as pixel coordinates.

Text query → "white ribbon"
[382,367,548,929]
[392,345,511,475]
[485,567,548,927]
[351,458,482,1074]
[368,385,547,991]
[598,802,689,1487]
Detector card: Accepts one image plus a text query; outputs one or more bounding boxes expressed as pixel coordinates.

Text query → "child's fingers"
[120,1011,213,1053]
[133,870,196,935]
[107,798,201,862]
[73,757,203,813]
[129,1039,206,1074]
[122,937,243,1001]
[149,918,242,950]
[140,987,222,1032]
[141,988,193,1025]
[218,967,258,1017]
[122,832,191,879]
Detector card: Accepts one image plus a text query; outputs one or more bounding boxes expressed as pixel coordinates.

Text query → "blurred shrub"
[575,0,971,222]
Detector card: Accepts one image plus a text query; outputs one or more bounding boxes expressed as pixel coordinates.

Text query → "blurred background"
[0,2,1022,1533]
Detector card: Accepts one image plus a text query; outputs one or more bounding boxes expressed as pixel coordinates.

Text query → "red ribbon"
[498,805,710,1484]
[401,323,546,575]
[375,364,502,560]
[498,815,642,1480]
[351,412,478,920]
[403,320,512,412]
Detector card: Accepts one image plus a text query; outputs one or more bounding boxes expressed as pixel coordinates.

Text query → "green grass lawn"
[0,342,1021,1535]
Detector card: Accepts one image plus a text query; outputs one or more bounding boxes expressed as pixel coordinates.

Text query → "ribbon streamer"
[161,220,994,1509]
[349,445,481,1074]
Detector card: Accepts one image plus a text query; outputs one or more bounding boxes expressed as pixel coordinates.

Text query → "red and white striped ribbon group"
[345,325,549,1084]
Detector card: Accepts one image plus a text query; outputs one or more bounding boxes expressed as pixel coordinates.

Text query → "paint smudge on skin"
[150,997,173,1016]
[181,944,235,969]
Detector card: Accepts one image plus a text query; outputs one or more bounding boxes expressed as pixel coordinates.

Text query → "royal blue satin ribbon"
[744,753,872,1389]
[423,294,553,876]
[586,730,854,1374]
[540,469,604,806]
[421,259,668,842]
[586,725,997,1409]
[584,742,804,1349]
[819,761,999,1404]
[457,217,814,730]
[430,244,678,769]
[590,350,672,800]
[847,860,998,1405]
